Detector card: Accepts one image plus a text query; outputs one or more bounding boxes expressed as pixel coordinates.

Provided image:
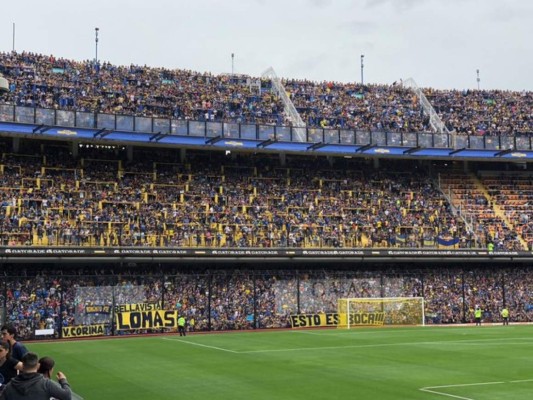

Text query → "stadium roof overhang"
[1,121,533,161]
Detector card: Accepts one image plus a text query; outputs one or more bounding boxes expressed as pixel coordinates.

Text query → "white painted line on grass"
[419,387,475,400]
[162,335,533,355]
[419,379,532,399]
[292,330,323,336]
[239,337,533,354]
[161,337,239,353]
[509,379,533,383]
[422,381,505,390]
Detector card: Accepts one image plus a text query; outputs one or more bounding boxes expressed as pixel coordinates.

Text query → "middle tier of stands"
[0,139,530,250]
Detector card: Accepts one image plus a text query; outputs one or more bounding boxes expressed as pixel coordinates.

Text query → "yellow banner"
[113,302,162,313]
[290,312,385,328]
[290,313,339,328]
[338,312,385,326]
[62,324,106,338]
[85,305,112,314]
[115,310,179,330]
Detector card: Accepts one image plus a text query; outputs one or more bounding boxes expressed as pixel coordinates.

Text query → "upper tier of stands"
[1,51,532,136]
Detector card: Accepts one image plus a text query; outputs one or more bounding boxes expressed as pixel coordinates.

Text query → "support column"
[279,153,286,167]
[180,148,186,163]
[126,145,133,162]
[12,137,20,153]
[71,142,79,158]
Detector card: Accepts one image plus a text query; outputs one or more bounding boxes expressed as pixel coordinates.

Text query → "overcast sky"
[2,0,532,91]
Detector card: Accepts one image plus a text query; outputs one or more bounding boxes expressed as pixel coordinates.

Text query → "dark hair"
[37,356,55,376]
[0,341,10,352]
[1,325,16,336]
[21,352,39,370]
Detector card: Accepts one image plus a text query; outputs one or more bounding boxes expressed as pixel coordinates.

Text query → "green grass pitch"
[30,325,533,400]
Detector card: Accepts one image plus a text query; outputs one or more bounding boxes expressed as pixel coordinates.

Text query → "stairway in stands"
[437,168,526,250]
[477,172,532,250]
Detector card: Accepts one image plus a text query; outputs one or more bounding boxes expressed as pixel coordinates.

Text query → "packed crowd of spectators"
[439,172,528,251]
[482,174,533,251]
[2,142,527,250]
[0,51,286,126]
[426,88,533,136]
[1,265,531,340]
[1,51,532,136]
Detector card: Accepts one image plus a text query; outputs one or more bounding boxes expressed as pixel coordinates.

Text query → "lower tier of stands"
[2,264,531,340]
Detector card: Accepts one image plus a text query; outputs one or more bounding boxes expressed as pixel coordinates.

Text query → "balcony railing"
[0,103,531,150]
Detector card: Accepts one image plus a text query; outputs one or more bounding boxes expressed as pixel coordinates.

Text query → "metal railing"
[0,103,531,151]
[262,67,306,142]
[403,78,450,136]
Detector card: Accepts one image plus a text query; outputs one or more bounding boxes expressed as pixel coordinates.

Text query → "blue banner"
[436,236,460,246]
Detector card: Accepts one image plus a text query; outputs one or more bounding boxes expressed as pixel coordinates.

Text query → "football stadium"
[1,2,533,399]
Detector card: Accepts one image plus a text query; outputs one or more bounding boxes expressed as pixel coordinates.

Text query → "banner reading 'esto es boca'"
[290,312,385,328]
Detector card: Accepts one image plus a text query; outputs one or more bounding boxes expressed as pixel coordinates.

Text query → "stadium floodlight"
[337,297,425,329]
[95,27,99,64]
[360,54,364,85]
[476,69,480,90]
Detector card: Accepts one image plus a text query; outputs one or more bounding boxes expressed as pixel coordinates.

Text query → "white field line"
[163,336,533,354]
[293,326,531,337]
[419,387,475,400]
[161,337,238,353]
[293,328,533,342]
[293,330,324,336]
[419,379,533,399]
[238,338,532,354]
[163,336,533,400]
